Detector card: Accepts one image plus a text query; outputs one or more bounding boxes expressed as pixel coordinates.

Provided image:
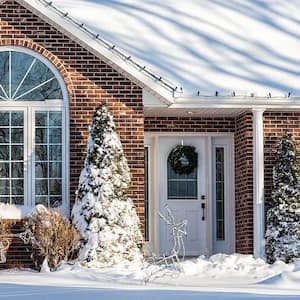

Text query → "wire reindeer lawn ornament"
[158,205,187,267]
[143,205,187,283]
[0,229,33,263]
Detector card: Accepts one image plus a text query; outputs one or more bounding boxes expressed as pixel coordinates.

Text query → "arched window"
[0,47,68,213]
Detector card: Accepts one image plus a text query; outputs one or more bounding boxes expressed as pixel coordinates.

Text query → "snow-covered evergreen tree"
[72,104,143,266]
[265,132,300,263]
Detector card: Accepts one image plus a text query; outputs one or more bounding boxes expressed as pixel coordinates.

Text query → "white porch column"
[252,108,265,258]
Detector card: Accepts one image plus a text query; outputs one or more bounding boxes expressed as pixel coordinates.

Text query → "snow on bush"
[265,132,300,263]
[72,104,143,266]
[25,205,80,271]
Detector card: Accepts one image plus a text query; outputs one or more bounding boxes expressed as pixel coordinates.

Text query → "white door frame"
[144,132,235,256]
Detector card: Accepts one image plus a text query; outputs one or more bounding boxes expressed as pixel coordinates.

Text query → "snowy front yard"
[0,254,300,299]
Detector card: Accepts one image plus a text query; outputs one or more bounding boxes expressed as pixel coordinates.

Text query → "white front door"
[158,137,207,256]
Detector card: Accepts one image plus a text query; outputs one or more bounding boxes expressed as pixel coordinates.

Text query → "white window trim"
[0,46,69,219]
[144,144,151,252]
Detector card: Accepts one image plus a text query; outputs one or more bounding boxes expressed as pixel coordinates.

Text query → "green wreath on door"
[168,145,198,175]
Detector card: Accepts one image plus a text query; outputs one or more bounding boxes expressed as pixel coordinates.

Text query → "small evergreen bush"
[72,104,143,266]
[265,132,300,263]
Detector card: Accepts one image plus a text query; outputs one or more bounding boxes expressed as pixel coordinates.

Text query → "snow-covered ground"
[0,254,300,299]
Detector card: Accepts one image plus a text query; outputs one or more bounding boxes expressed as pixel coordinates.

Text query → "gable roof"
[50,0,300,99]
[6,0,300,106]
[14,0,177,104]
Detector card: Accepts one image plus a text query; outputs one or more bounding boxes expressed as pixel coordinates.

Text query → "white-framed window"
[167,149,198,200]
[0,47,68,213]
[214,147,225,241]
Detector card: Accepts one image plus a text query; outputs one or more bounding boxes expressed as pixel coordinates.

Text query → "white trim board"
[171,97,300,110]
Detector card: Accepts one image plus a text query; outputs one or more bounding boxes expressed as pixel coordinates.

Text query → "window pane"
[11,112,24,126]
[216,149,224,163]
[35,128,47,143]
[216,182,223,199]
[0,145,9,160]
[11,51,34,96]
[11,179,23,195]
[0,128,9,143]
[0,112,9,126]
[49,112,62,126]
[187,181,197,197]
[15,58,63,101]
[0,179,9,195]
[167,151,198,200]
[19,79,63,101]
[49,128,61,144]
[15,59,53,97]
[49,145,62,161]
[11,145,23,160]
[0,51,9,96]
[168,181,197,199]
[11,197,24,205]
[215,148,225,241]
[34,111,64,207]
[0,110,25,205]
[35,145,48,161]
[11,128,23,143]
[35,179,48,195]
[35,196,48,206]
[0,162,9,178]
[217,201,224,219]
[11,162,23,178]
[35,162,48,178]
[50,197,62,208]
[35,112,48,126]
[0,197,10,204]
[49,162,61,178]
[50,179,61,195]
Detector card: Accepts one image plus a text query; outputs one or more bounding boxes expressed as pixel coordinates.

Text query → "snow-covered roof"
[16,0,177,104]
[47,0,300,98]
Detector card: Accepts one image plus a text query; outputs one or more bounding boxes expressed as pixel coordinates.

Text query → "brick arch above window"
[0,39,74,103]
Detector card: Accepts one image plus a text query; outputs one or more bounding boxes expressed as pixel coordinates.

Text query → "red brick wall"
[264,112,300,210]
[145,116,236,132]
[0,0,144,268]
[234,113,253,254]
[0,220,34,270]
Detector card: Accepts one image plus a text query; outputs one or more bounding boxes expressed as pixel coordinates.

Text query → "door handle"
[201,203,205,221]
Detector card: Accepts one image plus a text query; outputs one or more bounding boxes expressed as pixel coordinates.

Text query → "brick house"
[0,0,299,267]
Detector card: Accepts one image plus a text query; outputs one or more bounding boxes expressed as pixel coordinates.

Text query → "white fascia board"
[17,0,174,105]
[171,96,300,110]
[143,89,169,107]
